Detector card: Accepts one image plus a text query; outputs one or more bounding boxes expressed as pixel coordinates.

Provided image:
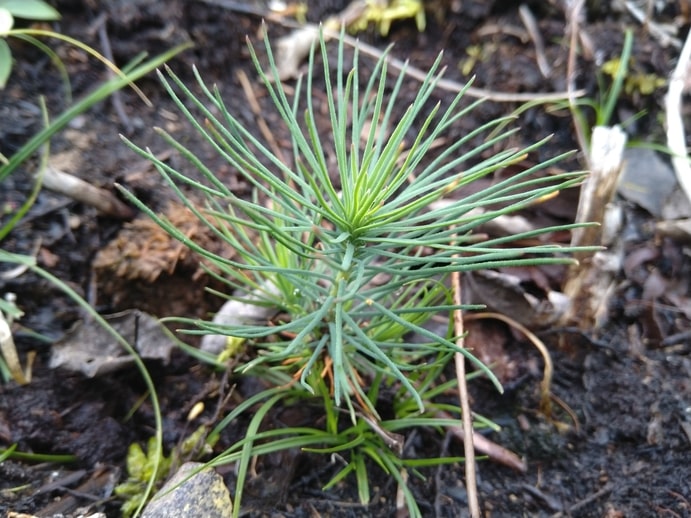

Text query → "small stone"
[142,462,233,518]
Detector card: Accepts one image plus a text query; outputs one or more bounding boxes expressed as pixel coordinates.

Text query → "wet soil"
[1,1,690,517]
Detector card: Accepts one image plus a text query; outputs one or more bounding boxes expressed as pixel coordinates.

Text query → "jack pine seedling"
[121,27,588,516]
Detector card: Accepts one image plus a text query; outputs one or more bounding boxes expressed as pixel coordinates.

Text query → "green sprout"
[121,27,590,516]
[115,436,174,518]
[348,0,426,36]
[601,56,666,96]
[567,29,635,150]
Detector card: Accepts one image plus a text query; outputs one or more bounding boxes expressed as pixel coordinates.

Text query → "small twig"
[565,0,590,166]
[679,420,691,445]
[43,166,135,218]
[551,483,613,517]
[348,36,581,102]
[35,470,87,495]
[433,432,454,515]
[521,483,562,512]
[622,0,680,48]
[198,0,586,102]
[37,468,117,517]
[665,26,691,204]
[661,329,691,347]
[358,412,405,455]
[519,4,551,78]
[436,410,528,473]
[450,268,480,518]
[92,13,135,134]
[236,68,290,166]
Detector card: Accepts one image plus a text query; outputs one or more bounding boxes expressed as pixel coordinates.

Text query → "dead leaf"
[464,319,515,383]
[49,310,174,377]
[464,269,569,328]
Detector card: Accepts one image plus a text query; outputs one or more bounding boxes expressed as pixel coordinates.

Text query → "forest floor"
[1,1,690,516]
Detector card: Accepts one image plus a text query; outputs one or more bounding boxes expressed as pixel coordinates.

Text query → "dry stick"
[340,34,583,102]
[236,68,291,166]
[435,410,527,472]
[550,483,613,518]
[451,267,480,518]
[237,66,313,250]
[518,4,551,78]
[665,26,691,204]
[433,432,454,516]
[564,0,589,167]
[198,0,586,102]
[91,13,135,134]
[43,166,135,219]
[36,468,116,517]
[623,0,681,48]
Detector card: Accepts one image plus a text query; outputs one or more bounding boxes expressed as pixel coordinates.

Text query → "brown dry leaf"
[638,270,668,345]
[464,269,570,329]
[665,291,691,320]
[464,319,516,384]
[38,247,60,268]
[621,238,690,345]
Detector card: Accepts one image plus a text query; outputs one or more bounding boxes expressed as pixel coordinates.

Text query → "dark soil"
[1,1,690,517]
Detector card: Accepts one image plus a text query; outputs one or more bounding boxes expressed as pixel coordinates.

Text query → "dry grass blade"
[519,4,551,78]
[565,0,589,162]
[236,68,290,166]
[465,312,554,419]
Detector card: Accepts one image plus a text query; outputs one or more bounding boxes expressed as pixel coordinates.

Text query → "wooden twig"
[451,267,480,518]
[90,13,135,134]
[43,166,135,219]
[519,4,551,78]
[236,68,290,166]
[197,0,586,102]
[551,483,613,517]
[352,37,583,102]
[435,410,528,473]
[565,0,589,167]
[623,0,680,48]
